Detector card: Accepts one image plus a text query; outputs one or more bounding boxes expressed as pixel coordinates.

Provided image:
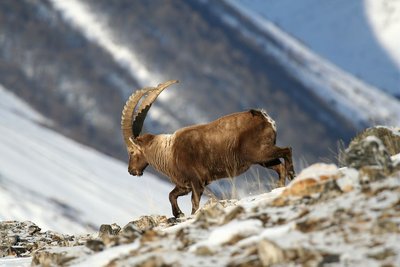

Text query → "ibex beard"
[121,80,295,218]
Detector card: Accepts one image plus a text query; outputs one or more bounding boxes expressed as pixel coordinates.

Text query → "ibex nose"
[128,167,143,176]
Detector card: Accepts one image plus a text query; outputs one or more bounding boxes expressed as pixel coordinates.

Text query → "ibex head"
[121,80,179,176]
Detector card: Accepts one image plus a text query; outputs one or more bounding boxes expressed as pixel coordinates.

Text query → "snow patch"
[190,219,262,251]
[289,163,338,184]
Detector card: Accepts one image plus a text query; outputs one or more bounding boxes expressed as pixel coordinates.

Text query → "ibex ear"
[129,136,142,150]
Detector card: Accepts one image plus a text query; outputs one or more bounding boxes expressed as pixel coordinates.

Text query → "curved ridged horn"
[121,80,179,149]
[132,80,179,137]
[121,87,155,149]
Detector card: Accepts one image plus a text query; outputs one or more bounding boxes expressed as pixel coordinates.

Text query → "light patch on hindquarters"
[260,109,276,132]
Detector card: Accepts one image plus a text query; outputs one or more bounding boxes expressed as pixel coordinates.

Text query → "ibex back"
[121,80,295,217]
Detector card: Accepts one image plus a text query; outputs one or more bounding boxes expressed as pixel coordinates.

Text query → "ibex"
[121,80,295,217]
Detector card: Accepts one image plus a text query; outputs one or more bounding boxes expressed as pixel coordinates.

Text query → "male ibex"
[121,80,295,217]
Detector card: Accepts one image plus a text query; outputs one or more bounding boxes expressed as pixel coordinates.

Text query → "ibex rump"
[121,80,295,217]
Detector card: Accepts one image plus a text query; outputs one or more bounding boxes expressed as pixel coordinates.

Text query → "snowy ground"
[235,0,400,97]
[1,101,399,266]
[7,163,395,267]
[0,84,191,234]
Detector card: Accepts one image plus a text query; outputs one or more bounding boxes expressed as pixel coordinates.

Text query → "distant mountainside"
[215,0,400,129]
[0,85,189,233]
[235,0,400,98]
[0,0,137,160]
[3,0,395,170]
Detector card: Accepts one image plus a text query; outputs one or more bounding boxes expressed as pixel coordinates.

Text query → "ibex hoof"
[174,212,185,218]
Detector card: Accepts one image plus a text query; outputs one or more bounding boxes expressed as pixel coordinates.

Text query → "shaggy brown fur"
[121,81,295,217]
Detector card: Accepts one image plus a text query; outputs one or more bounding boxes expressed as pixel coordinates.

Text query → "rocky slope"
[1,127,399,266]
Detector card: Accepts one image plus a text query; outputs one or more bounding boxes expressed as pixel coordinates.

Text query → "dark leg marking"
[260,158,286,186]
[169,186,191,218]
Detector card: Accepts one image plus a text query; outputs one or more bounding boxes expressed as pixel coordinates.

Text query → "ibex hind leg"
[190,179,205,215]
[169,186,191,218]
[260,158,286,187]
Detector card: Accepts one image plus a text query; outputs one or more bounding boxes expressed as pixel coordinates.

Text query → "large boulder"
[343,136,393,172]
[347,126,400,156]
[339,126,400,182]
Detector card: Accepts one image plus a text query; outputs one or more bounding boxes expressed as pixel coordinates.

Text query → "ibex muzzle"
[121,80,295,217]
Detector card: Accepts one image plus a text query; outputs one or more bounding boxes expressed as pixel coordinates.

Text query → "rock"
[120,223,142,242]
[223,206,244,224]
[85,239,105,252]
[336,168,360,192]
[194,245,214,256]
[134,255,175,267]
[280,163,341,197]
[371,219,399,235]
[132,216,157,231]
[0,245,9,257]
[257,239,285,266]
[295,218,328,233]
[110,223,122,234]
[343,136,393,172]
[106,217,168,246]
[195,201,225,226]
[124,215,167,232]
[140,229,164,243]
[98,223,120,239]
[0,221,74,257]
[98,223,122,247]
[227,256,260,267]
[98,224,113,239]
[5,235,19,246]
[28,224,41,235]
[348,126,400,156]
[44,231,72,246]
[359,166,387,182]
[32,246,92,267]
[367,249,395,261]
[284,247,325,266]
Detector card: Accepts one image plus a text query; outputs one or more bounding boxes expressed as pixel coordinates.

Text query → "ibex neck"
[146,134,173,177]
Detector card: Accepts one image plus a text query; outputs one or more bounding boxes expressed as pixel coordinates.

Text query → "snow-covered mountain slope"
[0,84,190,234]
[48,0,207,130]
[234,0,400,97]
[48,0,158,88]
[217,0,400,129]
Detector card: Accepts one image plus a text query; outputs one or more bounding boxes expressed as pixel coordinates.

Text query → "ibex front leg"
[260,158,286,187]
[259,146,295,184]
[282,147,295,180]
[169,186,190,218]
